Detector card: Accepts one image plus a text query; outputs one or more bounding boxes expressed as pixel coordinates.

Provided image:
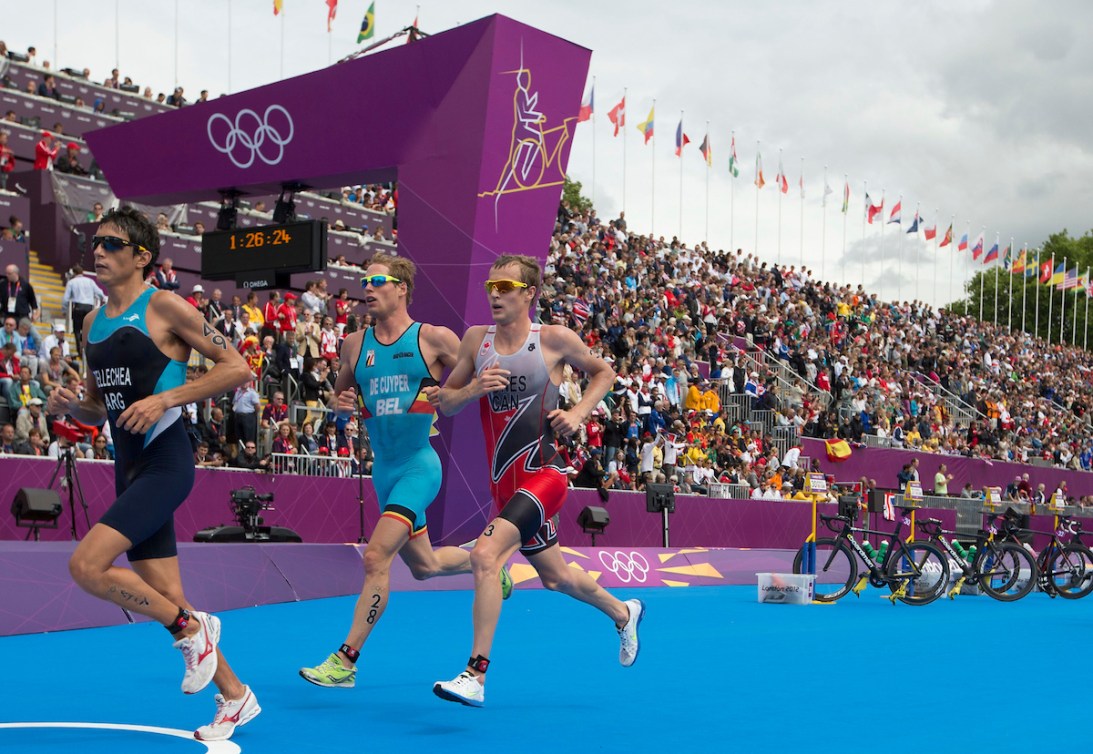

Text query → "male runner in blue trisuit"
[299,253,511,689]
[47,206,259,741]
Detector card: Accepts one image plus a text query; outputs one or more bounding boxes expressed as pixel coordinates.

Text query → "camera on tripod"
[194,486,302,543]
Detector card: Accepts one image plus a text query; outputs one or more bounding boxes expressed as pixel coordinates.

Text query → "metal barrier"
[290,402,335,429]
[269,452,356,477]
[863,434,891,449]
[910,371,981,429]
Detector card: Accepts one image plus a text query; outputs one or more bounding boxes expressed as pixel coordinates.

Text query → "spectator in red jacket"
[33,131,59,170]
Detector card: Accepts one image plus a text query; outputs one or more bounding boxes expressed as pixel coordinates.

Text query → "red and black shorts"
[493,467,567,555]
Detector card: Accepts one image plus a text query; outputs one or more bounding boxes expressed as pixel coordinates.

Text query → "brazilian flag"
[358,2,375,42]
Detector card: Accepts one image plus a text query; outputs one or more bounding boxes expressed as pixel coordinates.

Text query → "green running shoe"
[299,652,357,689]
[500,564,514,600]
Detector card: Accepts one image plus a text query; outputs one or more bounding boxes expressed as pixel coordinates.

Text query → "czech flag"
[577,84,593,123]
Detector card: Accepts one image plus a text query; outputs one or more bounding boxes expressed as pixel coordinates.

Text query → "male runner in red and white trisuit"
[426,254,644,707]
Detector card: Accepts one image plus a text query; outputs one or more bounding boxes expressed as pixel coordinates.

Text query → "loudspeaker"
[866,489,886,514]
[646,483,676,513]
[193,525,302,543]
[577,506,610,532]
[11,488,62,522]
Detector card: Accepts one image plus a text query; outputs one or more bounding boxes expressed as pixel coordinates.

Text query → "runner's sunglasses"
[484,279,529,294]
[92,235,149,253]
[360,274,402,287]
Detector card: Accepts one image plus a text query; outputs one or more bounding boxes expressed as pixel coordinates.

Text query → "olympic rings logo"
[207,104,294,169]
[598,550,650,583]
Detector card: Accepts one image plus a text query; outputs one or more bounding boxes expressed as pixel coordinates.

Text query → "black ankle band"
[166,607,191,635]
[340,643,360,662]
[468,654,490,674]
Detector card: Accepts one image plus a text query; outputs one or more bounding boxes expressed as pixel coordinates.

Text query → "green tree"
[562,175,593,214]
[948,229,1093,348]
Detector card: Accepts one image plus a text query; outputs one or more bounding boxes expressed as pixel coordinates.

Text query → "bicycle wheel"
[885,541,948,605]
[792,538,856,602]
[1048,544,1093,599]
[975,541,1037,602]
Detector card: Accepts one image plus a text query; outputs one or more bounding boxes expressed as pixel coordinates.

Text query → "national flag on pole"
[674,120,690,157]
[1040,261,1053,284]
[841,181,849,213]
[1002,246,1012,271]
[607,96,625,137]
[637,106,655,144]
[957,233,969,252]
[823,178,833,206]
[775,156,788,193]
[865,193,883,224]
[1061,267,1079,290]
[698,133,712,166]
[939,224,953,247]
[357,1,375,41]
[924,223,937,241]
[1011,248,1026,275]
[1049,262,1065,286]
[906,213,920,234]
[728,135,740,177]
[799,171,805,199]
[984,241,999,264]
[754,151,765,189]
[326,0,338,31]
[1075,271,1088,293]
[888,200,902,224]
[273,0,283,15]
[577,84,593,123]
[971,234,984,260]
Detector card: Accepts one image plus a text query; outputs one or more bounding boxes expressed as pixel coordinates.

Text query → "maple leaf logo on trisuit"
[490,392,547,483]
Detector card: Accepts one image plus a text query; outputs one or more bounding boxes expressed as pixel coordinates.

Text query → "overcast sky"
[4,0,1091,306]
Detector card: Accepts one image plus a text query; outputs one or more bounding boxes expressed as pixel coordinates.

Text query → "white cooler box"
[757,573,815,604]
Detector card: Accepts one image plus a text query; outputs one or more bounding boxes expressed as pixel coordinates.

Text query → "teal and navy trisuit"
[353,321,442,538]
[86,287,191,560]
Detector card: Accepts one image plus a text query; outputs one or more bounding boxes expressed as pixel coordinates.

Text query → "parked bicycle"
[792,504,948,605]
[996,512,1093,600]
[914,515,1037,602]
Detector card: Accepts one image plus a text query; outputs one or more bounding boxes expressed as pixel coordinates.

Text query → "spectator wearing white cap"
[39,320,70,361]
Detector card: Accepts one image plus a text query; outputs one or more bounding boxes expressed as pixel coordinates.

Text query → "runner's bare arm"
[541,324,616,437]
[116,292,252,434]
[425,326,507,416]
[419,322,462,375]
[46,308,106,425]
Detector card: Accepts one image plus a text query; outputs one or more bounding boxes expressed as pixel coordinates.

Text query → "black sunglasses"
[92,235,149,254]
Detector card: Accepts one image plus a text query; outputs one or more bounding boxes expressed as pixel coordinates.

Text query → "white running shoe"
[174,611,221,694]
[194,685,261,742]
[618,599,645,667]
[433,671,485,707]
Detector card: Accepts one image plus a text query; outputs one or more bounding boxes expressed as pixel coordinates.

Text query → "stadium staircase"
[909,371,980,429]
[26,248,77,352]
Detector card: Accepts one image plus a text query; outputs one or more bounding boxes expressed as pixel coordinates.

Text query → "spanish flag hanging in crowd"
[358,1,375,42]
[825,438,852,462]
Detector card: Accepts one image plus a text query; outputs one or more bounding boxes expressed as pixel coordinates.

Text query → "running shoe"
[175,611,221,694]
[500,564,514,600]
[194,685,261,742]
[617,599,645,667]
[433,671,485,707]
[299,652,357,689]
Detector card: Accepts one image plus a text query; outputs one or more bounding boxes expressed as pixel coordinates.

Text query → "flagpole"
[755,140,761,259]
[992,238,999,327]
[115,0,120,72]
[948,215,955,307]
[878,189,886,297]
[1040,251,1048,343]
[1022,244,1028,334]
[931,209,938,309]
[1079,265,1088,351]
[704,120,710,245]
[622,88,627,216]
[591,76,596,211]
[821,165,828,282]
[678,110,684,241]
[799,156,805,268]
[978,229,985,323]
[1007,237,1013,330]
[777,148,783,265]
[650,98,656,237]
[913,202,921,303]
[280,2,285,80]
[1048,255,1056,345]
[1072,269,1079,344]
[896,192,905,301]
[1061,256,1067,345]
[860,180,867,288]
[840,174,848,286]
[174,0,180,87]
[729,130,735,252]
[227,0,232,93]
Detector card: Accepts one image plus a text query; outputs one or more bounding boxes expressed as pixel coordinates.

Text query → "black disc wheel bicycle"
[792,538,856,602]
[1048,543,1093,599]
[885,541,948,605]
[974,541,1037,602]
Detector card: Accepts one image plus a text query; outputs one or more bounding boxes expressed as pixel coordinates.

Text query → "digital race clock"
[201,219,327,285]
